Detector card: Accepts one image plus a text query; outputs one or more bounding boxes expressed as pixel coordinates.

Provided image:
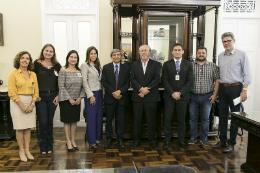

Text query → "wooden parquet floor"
[0,128,248,173]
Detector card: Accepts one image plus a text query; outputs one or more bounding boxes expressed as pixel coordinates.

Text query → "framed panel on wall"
[0,13,3,46]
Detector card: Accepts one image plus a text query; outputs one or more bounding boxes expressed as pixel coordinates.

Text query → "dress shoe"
[117,140,125,148]
[66,144,75,152]
[96,141,102,146]
[163,141,171,149]
[150,141,158,150]
[223,144,234,153]
[90,145,97,149]
[131,140,140,149]
[104,139,112,149]
[212,141,227,149]
[19,151,27,162]
[25,150,34,160]
[72,145,79,150]
[178,141,188,149]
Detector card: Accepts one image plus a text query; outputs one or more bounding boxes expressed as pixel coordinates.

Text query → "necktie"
[176,60,180,73]
[115,65,119,90]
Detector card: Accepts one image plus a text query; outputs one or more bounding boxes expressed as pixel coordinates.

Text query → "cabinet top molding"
[113,0,221,6]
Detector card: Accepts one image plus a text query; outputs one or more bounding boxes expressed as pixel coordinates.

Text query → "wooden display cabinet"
[111,0,221,139]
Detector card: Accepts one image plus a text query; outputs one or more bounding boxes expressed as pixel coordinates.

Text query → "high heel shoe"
[66,144,75,152]
[89,144,97,149]
[19,151,27,162]
[72,144,79,150]
[96,141,102,146]
[25,150,34,160]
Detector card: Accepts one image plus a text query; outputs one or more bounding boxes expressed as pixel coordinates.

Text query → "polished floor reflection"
[0,127,247,172]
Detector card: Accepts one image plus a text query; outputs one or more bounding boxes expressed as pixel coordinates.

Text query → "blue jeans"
[219,84,242,146]
[35,91,58,152]
[189,93,212,140]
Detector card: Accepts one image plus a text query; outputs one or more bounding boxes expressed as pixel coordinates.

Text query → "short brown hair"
[37,44,59,65]
[13,51,34,71]
[85,46,101,69]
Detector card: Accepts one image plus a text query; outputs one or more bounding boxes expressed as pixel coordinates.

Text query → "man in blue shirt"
[213,32,252,153]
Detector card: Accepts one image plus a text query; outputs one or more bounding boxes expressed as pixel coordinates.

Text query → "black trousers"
[164,98,188,142]
[105,100,125,140]
[133,101,157,142]
[219,84,242,145]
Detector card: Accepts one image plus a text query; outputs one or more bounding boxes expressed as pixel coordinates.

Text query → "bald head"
[139,45,151,61]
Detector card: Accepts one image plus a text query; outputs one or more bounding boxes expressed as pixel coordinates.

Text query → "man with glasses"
[213,32,252,153]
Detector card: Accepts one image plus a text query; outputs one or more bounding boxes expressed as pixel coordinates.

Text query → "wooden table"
[231,112,260,173]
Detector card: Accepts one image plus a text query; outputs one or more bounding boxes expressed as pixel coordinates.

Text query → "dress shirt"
[190,61,220,94]
[173,58,182,71]
[141,58,149,74]
[218,48,252,85]
[8,68,39,102]
[113,62,120,73]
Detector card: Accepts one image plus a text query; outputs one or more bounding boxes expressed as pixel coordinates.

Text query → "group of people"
[7,31,251,162]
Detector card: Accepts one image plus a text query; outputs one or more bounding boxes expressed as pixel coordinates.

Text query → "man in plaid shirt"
[188,47,220,146]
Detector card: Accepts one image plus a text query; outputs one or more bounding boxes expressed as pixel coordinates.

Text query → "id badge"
[175,74,180,81]
[54,70,58,76]
[77,73,82,77]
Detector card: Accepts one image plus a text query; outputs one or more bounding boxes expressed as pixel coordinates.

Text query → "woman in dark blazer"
[81,46,103,149]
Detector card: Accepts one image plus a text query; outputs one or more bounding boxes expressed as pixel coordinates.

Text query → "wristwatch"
[243,88,248,91]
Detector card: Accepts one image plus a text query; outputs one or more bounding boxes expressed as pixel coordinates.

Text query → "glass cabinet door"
[148,17,185,63]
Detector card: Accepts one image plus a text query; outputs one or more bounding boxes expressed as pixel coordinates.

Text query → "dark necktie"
[115,65,119,90]
[176,60,180,73]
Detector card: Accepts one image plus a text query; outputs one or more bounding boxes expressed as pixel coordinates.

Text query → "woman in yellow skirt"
[8,51,39,162]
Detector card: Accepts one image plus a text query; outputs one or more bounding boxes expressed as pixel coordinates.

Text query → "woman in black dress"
[58,50,85,152]
[34,44,61,154]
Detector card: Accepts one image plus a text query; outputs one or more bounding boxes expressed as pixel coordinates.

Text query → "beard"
[196,57,206,62]
[141,56,149,61]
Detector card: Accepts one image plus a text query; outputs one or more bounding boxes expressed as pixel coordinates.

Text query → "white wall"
[0,0,42,87]
[217,0,260,121]
[204,10,215,62]
[99,0,113,66]
[0,0,113,87]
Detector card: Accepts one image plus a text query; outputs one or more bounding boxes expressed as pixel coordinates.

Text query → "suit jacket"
[102,62,130,105]
[162,59,193,100]
[130,59,161,102]
[81,62,102,98]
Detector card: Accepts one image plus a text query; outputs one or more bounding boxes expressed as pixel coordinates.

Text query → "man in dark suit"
[162,43,193,149]
[102,49,130,149]
[130,45,161,150]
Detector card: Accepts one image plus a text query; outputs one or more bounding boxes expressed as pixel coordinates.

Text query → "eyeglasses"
[222,40,233,44]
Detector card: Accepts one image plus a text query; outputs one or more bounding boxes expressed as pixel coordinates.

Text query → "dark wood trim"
[146,11,187,17]
[113,4,121,49]
[143,12,148,45]
[212,6,218,64]
[114,0,221,6]
[132,15,138,62]
[188,11,193,61]
[197,14,205,47]
[183,13,189,60]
